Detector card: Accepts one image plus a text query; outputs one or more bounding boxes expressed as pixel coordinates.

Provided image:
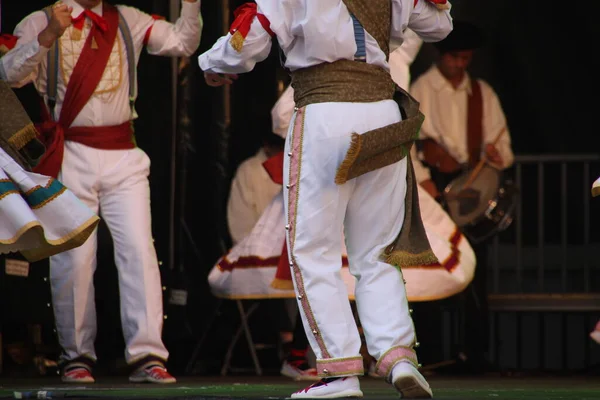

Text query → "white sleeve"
[397,28,424,64]
[388,30,423,90]
[0,11,50,87]
[198,16,273,74]
[391,0,453,44]
[271,85,295,139]
[118,1,202,58]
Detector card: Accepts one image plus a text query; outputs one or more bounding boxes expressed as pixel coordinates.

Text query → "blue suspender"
[350,14,366,62]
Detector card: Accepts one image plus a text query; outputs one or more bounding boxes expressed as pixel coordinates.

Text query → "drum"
[443,164,519,244]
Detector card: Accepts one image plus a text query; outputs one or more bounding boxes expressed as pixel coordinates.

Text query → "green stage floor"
[0,376,599,400]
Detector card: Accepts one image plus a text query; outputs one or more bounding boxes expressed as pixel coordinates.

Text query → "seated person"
[227,133,285,245]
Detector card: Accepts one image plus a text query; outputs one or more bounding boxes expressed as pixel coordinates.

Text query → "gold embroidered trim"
[375,345,418,374]
[335,133,362,185]
[19,216,99,261]
[32,186,67,210]
[25,179,67,210]
[7,123,38,150]
[318,356,363,364]
[287,109,332,359]
[230,31,244,52]
[59,27,123,96]
[3,215,99,262]
[0,189,19,201]
[385,249,438,268]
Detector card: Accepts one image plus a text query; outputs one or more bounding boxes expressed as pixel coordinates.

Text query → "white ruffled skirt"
[0,147,99,261]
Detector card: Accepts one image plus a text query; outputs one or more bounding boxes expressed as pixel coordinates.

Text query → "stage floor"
[0,376,598,400]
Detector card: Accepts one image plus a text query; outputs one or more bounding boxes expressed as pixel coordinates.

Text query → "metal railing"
[489,154,600,297]
[485,154,600,371]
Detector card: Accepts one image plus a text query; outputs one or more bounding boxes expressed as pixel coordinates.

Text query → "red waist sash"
[34,120,134,178]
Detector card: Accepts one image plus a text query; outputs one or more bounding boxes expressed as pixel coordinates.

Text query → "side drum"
[443,164,519,244]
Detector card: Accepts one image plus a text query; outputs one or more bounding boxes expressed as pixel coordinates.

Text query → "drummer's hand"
[420,179,441,200]
[204,72,238,87]
[485,144,503,166]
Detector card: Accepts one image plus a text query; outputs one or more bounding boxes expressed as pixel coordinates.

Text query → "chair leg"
[238,300,263,376]
[185,299,223,374]
[220,301,261,376]
[0,331,3,375]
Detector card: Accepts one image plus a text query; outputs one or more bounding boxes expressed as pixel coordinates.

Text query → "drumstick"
[463,127,507,188]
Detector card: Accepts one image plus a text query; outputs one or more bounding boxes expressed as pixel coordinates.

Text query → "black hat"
[263,132,285,148]
[434,20,485,54]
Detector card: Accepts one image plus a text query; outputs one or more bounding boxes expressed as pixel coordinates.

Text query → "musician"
[409,20,514,372]
[227,133,285,245]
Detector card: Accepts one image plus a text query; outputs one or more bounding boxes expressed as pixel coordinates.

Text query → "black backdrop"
[1,0,600,375]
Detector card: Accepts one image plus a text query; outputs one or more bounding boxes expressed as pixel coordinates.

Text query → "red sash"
[467,78,483,167]
[34,3,134,178]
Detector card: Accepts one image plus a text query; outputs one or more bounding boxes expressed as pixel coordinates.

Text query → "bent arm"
[120,0,202,59]
[392,0,453,46]
[0,12,50,87]
[481,82,514,168]
[198,4,273,74]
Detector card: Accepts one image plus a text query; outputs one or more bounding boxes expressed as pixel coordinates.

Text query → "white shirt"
[0,0,202,127]
[199,0,451,74]
[410,65,514,183]
[227,148,282,244]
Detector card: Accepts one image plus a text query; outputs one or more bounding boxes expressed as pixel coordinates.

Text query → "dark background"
[1,0,599,375]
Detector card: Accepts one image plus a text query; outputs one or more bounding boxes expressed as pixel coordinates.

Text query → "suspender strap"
[42,6,59,122]
[117,8,137,118]
[42,7,138,121]
[350,14,366,62]
[342,0,391,59]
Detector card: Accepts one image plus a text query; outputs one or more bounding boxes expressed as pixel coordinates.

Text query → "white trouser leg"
[284,100,402,378]
[98,147,168,364]
[344,158,419,378]
[50,142,100,365]
[284,107,360,378]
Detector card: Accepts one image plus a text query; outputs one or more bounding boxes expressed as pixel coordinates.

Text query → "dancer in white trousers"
[199,0,452,398]
[1,0,202,383]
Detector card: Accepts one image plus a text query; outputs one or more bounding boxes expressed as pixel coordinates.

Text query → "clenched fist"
[38,2,73,48]
[204,72,238,87]
[484,143,503,167]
